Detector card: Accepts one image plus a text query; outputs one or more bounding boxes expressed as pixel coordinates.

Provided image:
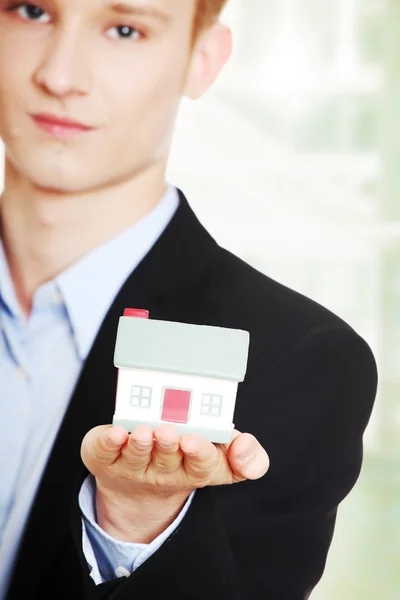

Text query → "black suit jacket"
[6,192,377,600]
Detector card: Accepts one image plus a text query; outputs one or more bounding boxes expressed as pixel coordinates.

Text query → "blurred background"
[0,0,398,597]
[168,0,399,598]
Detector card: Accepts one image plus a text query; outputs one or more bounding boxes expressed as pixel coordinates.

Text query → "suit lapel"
[7,192,218,597]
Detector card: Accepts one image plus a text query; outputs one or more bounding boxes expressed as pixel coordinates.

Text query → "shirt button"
[114,566,130,578]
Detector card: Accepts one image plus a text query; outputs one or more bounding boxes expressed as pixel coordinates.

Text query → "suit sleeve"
[71,325,378,600]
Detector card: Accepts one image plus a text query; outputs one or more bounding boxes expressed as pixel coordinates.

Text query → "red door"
[161,389,191,424]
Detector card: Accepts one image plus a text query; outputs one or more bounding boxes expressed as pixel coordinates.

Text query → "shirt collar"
[0,238,26,321]
[56,184,179,360]
[0,184,179,358]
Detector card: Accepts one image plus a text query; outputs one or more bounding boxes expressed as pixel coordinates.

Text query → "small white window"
[201,394,223,417]
[130,385,152,409]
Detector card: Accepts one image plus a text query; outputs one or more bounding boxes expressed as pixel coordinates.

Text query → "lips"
[31,113,94,138]
[32,113,92,131]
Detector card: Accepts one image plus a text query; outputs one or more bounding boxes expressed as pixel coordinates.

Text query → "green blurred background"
[168,1,399,598]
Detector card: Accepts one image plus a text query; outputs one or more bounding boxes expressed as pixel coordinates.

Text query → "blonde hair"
[193,0,229,40]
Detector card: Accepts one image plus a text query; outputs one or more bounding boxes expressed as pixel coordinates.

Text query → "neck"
[0,159,167,316]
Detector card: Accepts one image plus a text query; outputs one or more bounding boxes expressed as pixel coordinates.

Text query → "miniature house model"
[113,309,250,443]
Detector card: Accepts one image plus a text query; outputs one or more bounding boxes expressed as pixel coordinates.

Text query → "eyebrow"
[105,1,172,24]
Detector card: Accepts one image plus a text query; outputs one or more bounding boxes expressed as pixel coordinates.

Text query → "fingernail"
[108,436,123,447]
[236,449,256,463]
[135,440,152,448]
[158,440,172,448]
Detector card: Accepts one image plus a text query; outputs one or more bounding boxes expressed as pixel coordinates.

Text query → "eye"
[107,25,142,41]
[8,3,50,23]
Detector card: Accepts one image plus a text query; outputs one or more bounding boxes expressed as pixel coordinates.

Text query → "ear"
[184,24,232,100]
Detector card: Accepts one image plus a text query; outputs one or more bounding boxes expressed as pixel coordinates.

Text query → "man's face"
[0,0,197,192]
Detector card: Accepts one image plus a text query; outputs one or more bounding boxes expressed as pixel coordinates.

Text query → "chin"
[26,168,92,194]
[8,149,104,194]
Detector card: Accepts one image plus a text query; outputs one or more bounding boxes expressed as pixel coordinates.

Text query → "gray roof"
[114,317,250,382]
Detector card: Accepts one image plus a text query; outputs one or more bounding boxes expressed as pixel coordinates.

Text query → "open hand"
[81,424,269,542]
[82,423,269,495]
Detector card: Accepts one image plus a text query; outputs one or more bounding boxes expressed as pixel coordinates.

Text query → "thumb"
[81,425,128,470]
[227,433,270,481]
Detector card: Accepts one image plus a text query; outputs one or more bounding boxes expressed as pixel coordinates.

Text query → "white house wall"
[115,368,238,430]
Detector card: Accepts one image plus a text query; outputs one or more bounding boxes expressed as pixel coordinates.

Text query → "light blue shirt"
[0,185,193,596]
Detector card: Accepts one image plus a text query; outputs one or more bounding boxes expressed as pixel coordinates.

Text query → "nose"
[33,26,92,99]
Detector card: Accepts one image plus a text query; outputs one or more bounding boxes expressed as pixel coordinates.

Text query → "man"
[0,1,377,599]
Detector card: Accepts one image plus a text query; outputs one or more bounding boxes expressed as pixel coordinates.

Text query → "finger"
[153,425,182,472]
[180,434,220,486]
[218,428,241,452]
[81,425,129,470]
[122,425,154,471]
[228,433,270,481]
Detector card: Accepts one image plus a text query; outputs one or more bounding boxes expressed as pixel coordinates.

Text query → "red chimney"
[123,308,149,319]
